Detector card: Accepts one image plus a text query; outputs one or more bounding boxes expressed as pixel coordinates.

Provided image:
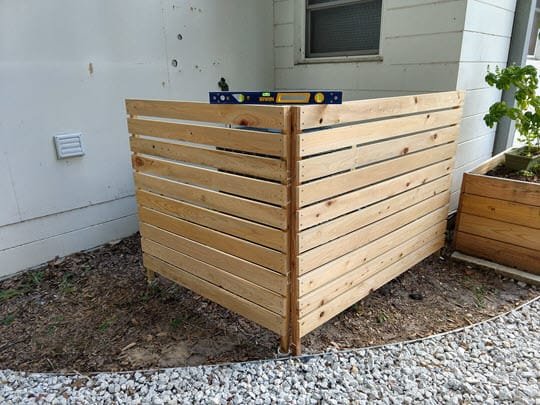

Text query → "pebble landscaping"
[1,298,538,404]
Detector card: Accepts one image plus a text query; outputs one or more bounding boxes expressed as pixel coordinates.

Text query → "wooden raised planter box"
[126,91,463,354]
[454,152,540,276]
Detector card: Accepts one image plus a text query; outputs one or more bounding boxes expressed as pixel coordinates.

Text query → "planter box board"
[454,152,540,276]
[126,91,463,354]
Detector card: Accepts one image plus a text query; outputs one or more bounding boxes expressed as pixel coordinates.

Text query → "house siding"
[274,0,517,212]
[0,0,274,277]
[451,0,516,209]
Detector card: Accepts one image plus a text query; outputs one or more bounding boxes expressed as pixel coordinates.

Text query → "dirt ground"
[0,232,537,373]
[486,164,540,183]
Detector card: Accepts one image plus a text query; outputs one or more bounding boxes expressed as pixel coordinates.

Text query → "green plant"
[59,272,74,294]
[98,319,113,332]
[0,289,23,301]
[28,270,44,287]
[1,314,16,326]
[376,312,389,324]
[484,65,540,156]
[473,285,486,308]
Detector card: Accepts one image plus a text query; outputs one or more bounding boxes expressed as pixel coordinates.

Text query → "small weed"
[60,273,74,294]
[473,285,486,308]
[98,319,113,332]
[0,289,23,301]
[141,283,161,302]
[376,312,389,324]
[170,317,183,329]
[28,270,44,287]
[518,169,535,178]
[1,314,16,326]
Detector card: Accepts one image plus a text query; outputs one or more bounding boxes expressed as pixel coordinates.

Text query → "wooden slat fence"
[126,91,464,355]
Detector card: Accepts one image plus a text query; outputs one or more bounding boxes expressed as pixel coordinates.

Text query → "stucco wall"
[274,0,517,211]
[0,0,274,276]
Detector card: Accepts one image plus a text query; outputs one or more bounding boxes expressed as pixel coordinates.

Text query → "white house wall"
[0,0,273,277]
[274,0,517,212]
[452,0,516,210]
[274,0,466,97]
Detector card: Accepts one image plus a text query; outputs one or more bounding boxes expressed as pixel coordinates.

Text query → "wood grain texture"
[137,190,287,252]
[126,99,287,130]
[299,200,449,274]
[298,177,450,252]
[462,173,540,207]
[457,212,540,252]
[299,91,464,130]
[298,238,443,336]
[299,108,461,156]
[298,222,446,316]
[144,254,285,334]
[134,173,287,229]
[140,223,287,295]
[139,208,287,273]
[143,239,285,315]
[298,160,453,229]
[132,155,287,206]
[130,137,286,182]
[298,206,448,289]
[460,194,540,229]
[299,126,457,182]
[299,143,455,206]
[128,118,285,157]
[455,232,540,275]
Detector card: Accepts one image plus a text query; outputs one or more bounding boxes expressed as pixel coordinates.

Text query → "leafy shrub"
[484,65,540,156]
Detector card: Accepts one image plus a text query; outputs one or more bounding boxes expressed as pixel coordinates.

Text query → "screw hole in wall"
[177,34,183,40]
[171,59,178,67]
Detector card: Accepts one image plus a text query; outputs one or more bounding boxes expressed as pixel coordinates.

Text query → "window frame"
[294,0,384,64]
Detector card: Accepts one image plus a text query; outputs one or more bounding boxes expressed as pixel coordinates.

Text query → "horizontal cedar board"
[299,177,450,252]
[128,118,285,157]
[137,190,287,252]
[460,193,540,229]
[126,99,287,130]
[132,155,287,206]
[299,199,448,274]
[299,91,464,129]
[135,173,287,229]
[298,222,446,316]
[470,152,505,174]
[299,142,455,206]
[139,208,287,273]
[463,173,540,207]
[140,223,286,295]
[144,254,285,334]
[457,213,540,251]
[455,232,540,275]
[300,221,446,296]
[300,108,460,157]
[130,137,286,182]
[299,161,452,229]
[142,239,285,315]
[299,126,457,182]
[298,238,443,336]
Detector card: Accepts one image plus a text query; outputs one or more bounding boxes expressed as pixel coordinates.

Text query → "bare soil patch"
[486,164,540,183]
[0,233,537,373]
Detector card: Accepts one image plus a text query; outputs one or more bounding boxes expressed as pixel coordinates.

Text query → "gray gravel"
[1,298,539,404]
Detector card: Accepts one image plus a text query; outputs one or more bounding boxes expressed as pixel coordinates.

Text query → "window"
[305,0,382,58]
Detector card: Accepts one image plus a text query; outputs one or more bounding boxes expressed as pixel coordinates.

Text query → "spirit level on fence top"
[209,91,342,105]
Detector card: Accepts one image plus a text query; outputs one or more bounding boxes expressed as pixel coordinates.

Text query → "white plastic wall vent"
[53,133,85,159]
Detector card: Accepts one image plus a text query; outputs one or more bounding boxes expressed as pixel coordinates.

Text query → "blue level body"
[209,91,342,105]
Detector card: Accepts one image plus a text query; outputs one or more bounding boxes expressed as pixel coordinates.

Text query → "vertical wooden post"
[288,107,301,355]
[127,108,156,285]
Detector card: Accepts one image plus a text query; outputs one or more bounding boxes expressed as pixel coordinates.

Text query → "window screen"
[306,0,382,57]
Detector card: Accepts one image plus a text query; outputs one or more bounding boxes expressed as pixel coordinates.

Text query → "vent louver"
[53,133,85,159]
